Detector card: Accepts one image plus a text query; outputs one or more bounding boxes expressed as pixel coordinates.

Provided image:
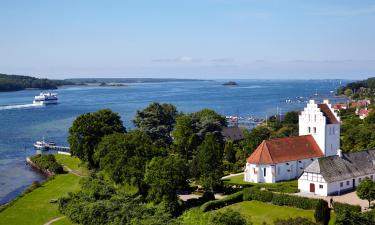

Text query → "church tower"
[299,100,340,156]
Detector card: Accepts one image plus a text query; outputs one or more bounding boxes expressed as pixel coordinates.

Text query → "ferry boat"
[33,92,58,105]
[33,139,56,151]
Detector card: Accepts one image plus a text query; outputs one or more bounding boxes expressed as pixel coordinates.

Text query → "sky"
[1,0,375,79]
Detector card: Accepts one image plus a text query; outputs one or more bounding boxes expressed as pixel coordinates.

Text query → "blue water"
[0,79,347,204]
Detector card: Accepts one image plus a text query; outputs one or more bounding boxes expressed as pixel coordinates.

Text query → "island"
[222,81,238,86]
[0,73,73,92]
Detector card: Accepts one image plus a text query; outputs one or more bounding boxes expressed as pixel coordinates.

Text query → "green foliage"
[58,176,178,225]
[200,191,244,212]
[0,73,72,92]
[210,209,247,225]
[335,210,373,225]
[283,111,299,125]
[242,188,319,210]
[332,202,361,215]
[224,141,236,163]
[30,154,64,174]
[271,193,319,210]
[23,181,42,194]
[94,131,157,192]
[68,109,126,168]
[242,126,271,155]
[356,178,375,208]
[172,109,226,159]
[274,217,316,225]
[144,155,189,202]
[133,102,178,146]
[195,133,224,191]
[344,89,353,97]
[242,188,273,202]
[314,199,330,225]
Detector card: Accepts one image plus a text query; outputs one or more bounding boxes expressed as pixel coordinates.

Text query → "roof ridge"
[263,141,274,163]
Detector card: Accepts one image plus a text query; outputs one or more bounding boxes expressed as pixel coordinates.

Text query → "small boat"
[33,92,58,105]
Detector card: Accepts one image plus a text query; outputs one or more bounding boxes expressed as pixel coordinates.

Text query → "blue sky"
[1,0,375,79]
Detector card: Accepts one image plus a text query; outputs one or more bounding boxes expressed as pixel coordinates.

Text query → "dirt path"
[221,172,244,179]
[43,216,65,225]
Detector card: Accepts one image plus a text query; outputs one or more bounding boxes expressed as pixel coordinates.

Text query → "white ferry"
[33,92,58,105]
[33,139,56,150]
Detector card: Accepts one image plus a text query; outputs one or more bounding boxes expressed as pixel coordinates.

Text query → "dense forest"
[336,77,375,100]
[0,73,73,92]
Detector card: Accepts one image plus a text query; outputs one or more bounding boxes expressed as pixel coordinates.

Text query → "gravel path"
[43,216,65,225]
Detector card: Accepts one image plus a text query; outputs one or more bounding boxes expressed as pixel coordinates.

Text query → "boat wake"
[0,103,42,110]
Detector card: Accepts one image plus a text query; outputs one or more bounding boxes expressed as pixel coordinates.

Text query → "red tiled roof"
[247,135,324,164]
[318,104,339,124]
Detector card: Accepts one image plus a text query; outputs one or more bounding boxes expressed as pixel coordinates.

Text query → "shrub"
[332,202,361,215]
[210,209,248,225]
[243,188,273,202]
[271,193,319,210]
[314,199,330,225]
[200,191,243,212]
[30,154,64,174]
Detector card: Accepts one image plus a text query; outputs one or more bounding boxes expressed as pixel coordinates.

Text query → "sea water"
[0,79,347,204]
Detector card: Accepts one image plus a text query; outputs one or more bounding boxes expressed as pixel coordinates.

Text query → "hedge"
[243,188,319,210]
[30,154,64,174]
[333,202,361,214]
[243,187,273,202]
[200,191,244,212]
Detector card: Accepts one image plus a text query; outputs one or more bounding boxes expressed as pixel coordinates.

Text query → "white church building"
[244,99,340,183]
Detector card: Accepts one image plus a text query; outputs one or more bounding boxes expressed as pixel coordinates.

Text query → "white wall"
[245,163,274,183]
[298,172,375,196]
[299,100,340,157]
[245,157,318,183]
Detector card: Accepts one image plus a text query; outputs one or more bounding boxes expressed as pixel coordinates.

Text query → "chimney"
[337,149,343,158]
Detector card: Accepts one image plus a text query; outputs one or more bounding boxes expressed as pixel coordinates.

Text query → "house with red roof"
[244,100,340,183]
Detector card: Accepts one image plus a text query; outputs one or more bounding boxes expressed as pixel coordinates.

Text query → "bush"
[271,193,319,210]
[30,154,64,174]
[210,209,248,225]
[332,202,361,215]
[243,188,273,202]
[200,191,243,212]
[314,199,330,225]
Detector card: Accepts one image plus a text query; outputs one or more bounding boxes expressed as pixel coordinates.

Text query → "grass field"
[222,173,298,193]
[0,174,80,225]
[219,201,315,224]
[54,154,89,176]
[0,154,86,225]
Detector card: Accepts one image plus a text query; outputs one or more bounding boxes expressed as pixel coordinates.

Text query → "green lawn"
[222,174,298,193]
[218,201,315,225]
[0,174,81,225]
[55,154,89,176]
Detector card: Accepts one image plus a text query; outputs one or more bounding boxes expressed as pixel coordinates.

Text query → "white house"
[244,99,340,183]
[298,150,375,196]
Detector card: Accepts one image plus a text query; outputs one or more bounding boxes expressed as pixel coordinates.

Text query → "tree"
[210,209,247,225]
[172,114,197,159]
[195,133,224,192]
[68,109,126,168]
[94,130,157,193]
[344,89,353,97]
[224,141,236,163]
[283,111,299,125]
[335,210,373,225]
[191,108,227,141]
[356,178,375,208]
[144,155,188,203]
[133,102,178,146]
[242,126,271,155]
[314,199,330,225]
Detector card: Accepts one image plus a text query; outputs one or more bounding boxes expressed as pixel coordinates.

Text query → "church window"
[263,168,266,177]
[340,182,343,187]
[319,185,323,189]
[314,115,317,122]
[346,181,350,185]
[308,127,311,133]
[371,175,373,180]
[313,127,316,133]
[359,178,362,182]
